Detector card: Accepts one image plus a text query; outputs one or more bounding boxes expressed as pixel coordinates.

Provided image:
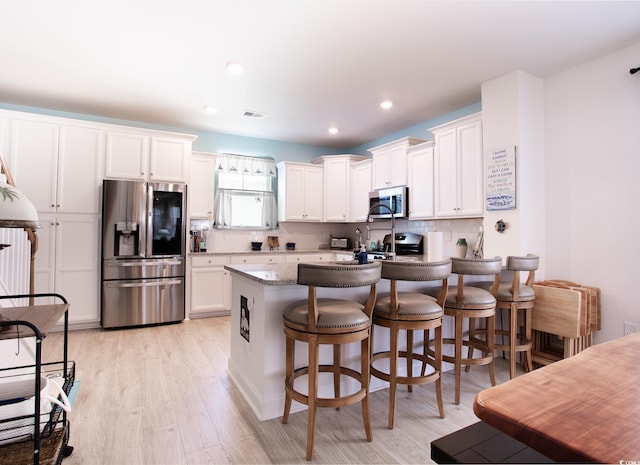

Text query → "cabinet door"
[389,145,408,187]
[9,119,59,212]
[150,137,189,182]
[57,126,105,214]
[191,267,230,315]
[280,164,306,220]
[372,150,392,189]
[322,158,349,222]
[303,166,324,221]
[434,128,459,217]
[105,131,148,180]
[458,120,484,216]
[34,214,100,324]
[350,160,372,222]
[189,154,216,219]
[407,145,434,219]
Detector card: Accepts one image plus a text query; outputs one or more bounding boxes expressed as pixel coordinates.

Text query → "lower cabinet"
[34,213,100,327]
[285,253,333,264]
[190,255,231,318]
[230,254,286,265]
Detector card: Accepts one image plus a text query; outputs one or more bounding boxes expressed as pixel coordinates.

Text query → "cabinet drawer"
[230,255,285,265]
[191,255,229,267]
[285,254,332,264]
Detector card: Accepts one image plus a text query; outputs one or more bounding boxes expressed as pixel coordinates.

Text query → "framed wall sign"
[485,146,516,211]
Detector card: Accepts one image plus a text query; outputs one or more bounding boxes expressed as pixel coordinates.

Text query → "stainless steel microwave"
[368,186,408,219]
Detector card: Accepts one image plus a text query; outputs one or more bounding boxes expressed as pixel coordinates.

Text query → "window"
[213,154,278,229]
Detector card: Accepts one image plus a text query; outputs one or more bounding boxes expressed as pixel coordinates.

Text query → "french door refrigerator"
[101,179,187,328]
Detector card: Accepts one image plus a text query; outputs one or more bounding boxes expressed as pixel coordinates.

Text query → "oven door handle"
[105,279,182,288]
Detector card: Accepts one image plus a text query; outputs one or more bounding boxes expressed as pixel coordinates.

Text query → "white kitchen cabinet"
[105,130,195,182]
[430,112,484,218]
[8,120,104,215]
[276,162,323,222]
[406,141,435,219]
[369,137,425,190]
[189,152,217,219]
[333,252,355,262]
[34,213,101,326]
[284,253,332,264]
[190,255,231,318]
[230,254,285,265]
[350,158,373,222]
[312,155,367,223]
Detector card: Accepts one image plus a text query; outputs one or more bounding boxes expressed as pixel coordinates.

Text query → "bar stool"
[282,261,381,460]
[472,254,539,379]
[371,259,451,429]
[428,257,502,405]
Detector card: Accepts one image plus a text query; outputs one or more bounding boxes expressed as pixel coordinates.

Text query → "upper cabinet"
[369,137,426,190]
[105,130,195,183]
[277,161,323,222]
[8,118,105,215]
[312,155,367,223]
[349,158,373,222]
[430,112,484,218]
[189,151,217,220]
[406,141,435,219]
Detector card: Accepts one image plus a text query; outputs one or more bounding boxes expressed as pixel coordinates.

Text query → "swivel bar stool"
[428,256,502,405]
[371,259,451,429]
[472,254,539,378]
[282,261,381,460]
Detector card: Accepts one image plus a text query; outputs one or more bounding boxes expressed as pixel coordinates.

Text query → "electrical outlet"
[623,322,638,336]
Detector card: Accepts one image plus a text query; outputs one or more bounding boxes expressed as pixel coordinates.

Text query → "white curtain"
[213,190,278,230]
[217,153,276,177]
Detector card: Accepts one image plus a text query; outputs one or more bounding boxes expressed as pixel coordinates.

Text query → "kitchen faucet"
[366,203,396,260]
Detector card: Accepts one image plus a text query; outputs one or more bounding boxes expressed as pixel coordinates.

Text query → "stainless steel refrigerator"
[101,179,187,328]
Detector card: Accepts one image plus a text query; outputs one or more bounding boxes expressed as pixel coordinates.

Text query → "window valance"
[217,153,277,177]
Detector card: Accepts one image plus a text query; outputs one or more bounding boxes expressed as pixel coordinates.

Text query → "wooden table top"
[473,332,640,463]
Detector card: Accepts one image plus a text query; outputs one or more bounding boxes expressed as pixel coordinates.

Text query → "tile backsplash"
[191,218,483,257]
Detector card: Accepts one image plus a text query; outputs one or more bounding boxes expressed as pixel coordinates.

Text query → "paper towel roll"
[427,232,443,262]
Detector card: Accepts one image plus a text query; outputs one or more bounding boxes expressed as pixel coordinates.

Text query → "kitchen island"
[225,259,454,421]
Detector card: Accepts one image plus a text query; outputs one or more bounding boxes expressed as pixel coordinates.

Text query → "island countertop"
[224,255,437,286]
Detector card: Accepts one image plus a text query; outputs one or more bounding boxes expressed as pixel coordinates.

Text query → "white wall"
[481,71,546,272]
[544,40,640,343]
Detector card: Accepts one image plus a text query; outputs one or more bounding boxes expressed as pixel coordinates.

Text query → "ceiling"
[1,1,640,149]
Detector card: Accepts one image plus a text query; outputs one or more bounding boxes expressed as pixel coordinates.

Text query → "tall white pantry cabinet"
[2,109,196,327]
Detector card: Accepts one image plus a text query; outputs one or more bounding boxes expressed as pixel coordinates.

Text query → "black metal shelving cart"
[0,293,75,465]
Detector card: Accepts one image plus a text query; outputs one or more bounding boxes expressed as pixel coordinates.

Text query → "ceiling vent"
[242,110,266,119]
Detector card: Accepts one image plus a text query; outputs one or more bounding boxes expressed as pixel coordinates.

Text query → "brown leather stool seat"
[427,257,502,405]
[282,261,382,460]
[472,254,539,378]
[371,259,451,429]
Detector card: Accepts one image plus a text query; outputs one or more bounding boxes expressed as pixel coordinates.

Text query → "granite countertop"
[190,248,352,257]
[224,263,302,286]
[225,255,435,286]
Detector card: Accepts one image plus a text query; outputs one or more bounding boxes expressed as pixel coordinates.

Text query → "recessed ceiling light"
[203,105,218,114]
[380,100,393,110]
[328,127,339,134]
[225,61,245,75]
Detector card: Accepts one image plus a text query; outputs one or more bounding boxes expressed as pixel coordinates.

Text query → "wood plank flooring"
[42,317,518,464]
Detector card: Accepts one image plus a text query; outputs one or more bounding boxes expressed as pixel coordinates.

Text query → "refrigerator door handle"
[105,259,183,267]
[105,279,183,288]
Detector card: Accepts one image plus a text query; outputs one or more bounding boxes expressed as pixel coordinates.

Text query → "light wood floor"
[42,317,518,465]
